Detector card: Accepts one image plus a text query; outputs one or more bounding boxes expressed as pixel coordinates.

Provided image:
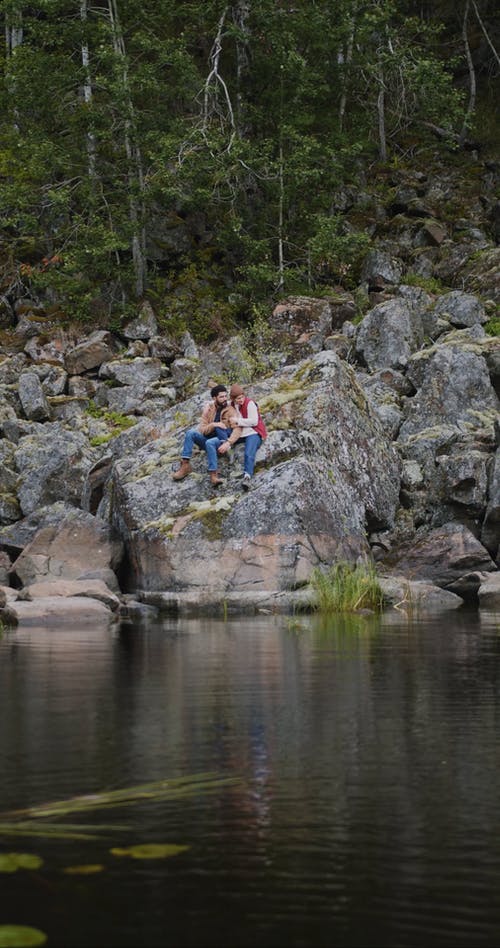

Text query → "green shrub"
[307,215,371,289]
[485,317,500,337]
[404,272,446,294]
[310,560,383,613]
[86,401,136,444]
[156,262,238,342]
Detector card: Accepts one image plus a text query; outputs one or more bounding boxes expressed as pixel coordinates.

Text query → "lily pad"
[0,926,47,947]
[0,853,44,873]
[110,843,189,860]
[63,864,104,875]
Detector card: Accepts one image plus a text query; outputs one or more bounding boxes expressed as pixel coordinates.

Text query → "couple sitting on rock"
[172,383,267,490]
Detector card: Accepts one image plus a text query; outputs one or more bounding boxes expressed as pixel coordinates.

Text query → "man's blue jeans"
[232,433,262,476]
[181,427,229,471]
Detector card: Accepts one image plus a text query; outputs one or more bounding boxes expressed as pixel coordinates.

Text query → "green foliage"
[86,401,136,444]
[0,0,481,321]
[156,262,238,342]
[310,561,384,614]
[485,317,500,337]
[307,216,371,288]
[239,304,285,380]
[404,272,446,295]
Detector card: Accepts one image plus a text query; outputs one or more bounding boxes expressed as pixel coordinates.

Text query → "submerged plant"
[2,773,241,821]
[0,821,130,841]
[310,560,383,614]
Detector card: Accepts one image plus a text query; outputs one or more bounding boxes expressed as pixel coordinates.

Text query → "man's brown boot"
[172,459,192,481]
[210,471,223,486]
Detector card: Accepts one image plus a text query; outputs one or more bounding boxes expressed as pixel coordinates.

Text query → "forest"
[0,0,498,336]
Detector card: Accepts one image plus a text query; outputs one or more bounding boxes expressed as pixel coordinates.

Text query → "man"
[172,384,238,486]
[217,383,267,490]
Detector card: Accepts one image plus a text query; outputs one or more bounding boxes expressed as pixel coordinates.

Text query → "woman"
[218,384,267,490]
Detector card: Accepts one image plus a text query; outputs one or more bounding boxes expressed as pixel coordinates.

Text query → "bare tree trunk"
[277,140,284,292]
[232,0,251,138]
[5,8,23,56]
[202,6,235,150]
[107,0,147,298]
[377,72,387,161]
[338,2,357,132]
[460,0,476,145]
[80,0,96,179]
[5,6,23,130]
[471,0,500,69]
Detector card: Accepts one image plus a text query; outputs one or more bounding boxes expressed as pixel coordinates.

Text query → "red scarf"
[238,396,268,440]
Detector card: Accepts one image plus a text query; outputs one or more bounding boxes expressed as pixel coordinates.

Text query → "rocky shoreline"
[0,166,499,626]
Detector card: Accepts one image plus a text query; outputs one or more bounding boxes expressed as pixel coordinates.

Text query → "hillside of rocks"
[0,158,499,623]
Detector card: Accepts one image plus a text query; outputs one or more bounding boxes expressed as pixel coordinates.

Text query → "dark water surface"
[2,609,500,947]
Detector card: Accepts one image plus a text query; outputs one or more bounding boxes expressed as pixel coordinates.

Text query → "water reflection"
[1,610,500,946]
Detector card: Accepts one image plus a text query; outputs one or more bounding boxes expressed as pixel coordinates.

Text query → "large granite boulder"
[122,301,158,341]
[20,579,120,611]
[355,299,425,372]
[433,290,487,328]
[18,372,51,422]
[0,493,21,525]
[357,367,413,439]
[4,596,116,627]
[397,420,496,533]
[14,423,96,515]
[148,334,180,364]
[65,330,121,375]
[10,509,123,587]
[38,365,68,397]
[437,450,491,515]
[0,502,79,557]
[269,297,334,357]
[461,247,500,304]
[99,357,162,387]
[0,353,29,385]
[0,552,11,585]
[404,326,500,393]
[387,522,496,588]
[482,444,500,559]
[379,574,464,612]
[169,357,201,398]
[360,249,404,285]
[399,346,499,441]
[0,440,17,493]
[478,573,500,610]
[108,351,401,608]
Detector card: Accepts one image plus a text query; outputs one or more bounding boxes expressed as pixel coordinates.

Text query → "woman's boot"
[210,471,223,486]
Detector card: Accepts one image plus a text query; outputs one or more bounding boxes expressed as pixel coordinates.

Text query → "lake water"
[1,608,500,947]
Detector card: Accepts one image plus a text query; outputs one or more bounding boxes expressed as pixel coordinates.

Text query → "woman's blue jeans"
[181,428,229,471]
[233,433,262,476]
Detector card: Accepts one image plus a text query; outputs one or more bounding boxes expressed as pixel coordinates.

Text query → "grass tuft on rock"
[310,560,383,614]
